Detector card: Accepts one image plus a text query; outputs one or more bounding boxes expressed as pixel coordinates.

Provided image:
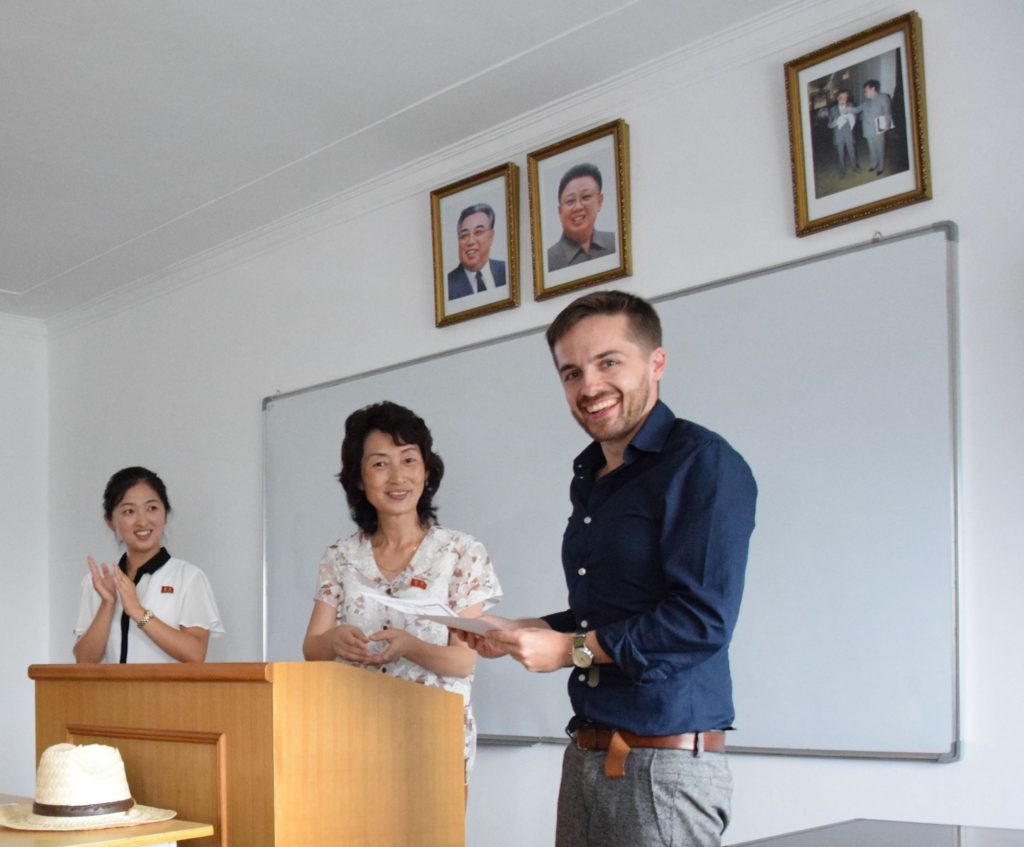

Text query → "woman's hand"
[75,557,120,663]
[110,565,144,620]
[366,627,417,664]
[88,556,145,620]
[86,556,118,606]
[327,624,376,663]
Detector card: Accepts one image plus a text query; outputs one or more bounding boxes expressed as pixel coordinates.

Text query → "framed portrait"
[785,12,931,236]
[527,119,631,300]
[431,163,520,327]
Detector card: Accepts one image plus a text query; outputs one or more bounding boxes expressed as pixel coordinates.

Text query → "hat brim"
[0,802,176,831]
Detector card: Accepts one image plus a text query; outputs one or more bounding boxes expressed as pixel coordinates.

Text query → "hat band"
[32,798,135,818]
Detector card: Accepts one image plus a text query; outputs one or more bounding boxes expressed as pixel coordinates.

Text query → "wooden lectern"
[28,663,465,847]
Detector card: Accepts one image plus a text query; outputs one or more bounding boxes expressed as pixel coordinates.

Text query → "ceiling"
[1,0,783,321]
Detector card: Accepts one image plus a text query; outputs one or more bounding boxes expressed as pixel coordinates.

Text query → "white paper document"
[363,592,501,635]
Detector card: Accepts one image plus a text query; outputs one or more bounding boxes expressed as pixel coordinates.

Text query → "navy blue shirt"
[542,400,757,736]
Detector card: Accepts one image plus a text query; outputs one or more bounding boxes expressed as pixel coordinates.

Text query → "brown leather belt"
[572,727,726,778]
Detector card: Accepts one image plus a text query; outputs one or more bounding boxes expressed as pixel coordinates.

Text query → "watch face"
[572,647,593,668]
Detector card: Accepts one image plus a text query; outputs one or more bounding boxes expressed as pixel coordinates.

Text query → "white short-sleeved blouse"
[74,557,224,664]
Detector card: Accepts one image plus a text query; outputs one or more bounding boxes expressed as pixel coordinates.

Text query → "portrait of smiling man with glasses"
[547,163,618,272]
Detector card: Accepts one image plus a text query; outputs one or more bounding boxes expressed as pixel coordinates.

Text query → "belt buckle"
[573,725,598,753]
[571,725,603,751]
[570,727,588,751]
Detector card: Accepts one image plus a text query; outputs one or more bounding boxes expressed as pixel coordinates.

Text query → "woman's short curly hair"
[337,401,445,534]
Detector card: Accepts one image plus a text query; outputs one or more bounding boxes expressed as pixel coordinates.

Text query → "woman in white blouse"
[303,401,502,771]
[73,466,224,663]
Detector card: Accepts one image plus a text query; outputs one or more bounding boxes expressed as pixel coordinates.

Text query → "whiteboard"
[263,222,960,760]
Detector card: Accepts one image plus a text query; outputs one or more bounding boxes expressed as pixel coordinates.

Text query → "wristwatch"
[571,633,594,669]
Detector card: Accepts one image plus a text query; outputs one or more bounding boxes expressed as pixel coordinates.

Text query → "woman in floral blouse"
[303,401,502,772]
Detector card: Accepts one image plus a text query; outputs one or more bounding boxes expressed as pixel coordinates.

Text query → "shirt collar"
[118,547,171,582]
[573,399,676,474]
[552,230,614,263]
[589,230,615,252]
[463,262,494,289]
[116,546,171,664]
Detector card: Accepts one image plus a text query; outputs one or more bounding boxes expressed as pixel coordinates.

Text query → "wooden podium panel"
[29,663,464,847]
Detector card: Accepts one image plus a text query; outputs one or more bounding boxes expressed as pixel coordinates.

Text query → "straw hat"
[0,743,176,831]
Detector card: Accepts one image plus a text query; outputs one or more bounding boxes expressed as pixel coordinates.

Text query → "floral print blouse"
[314,524,502,769]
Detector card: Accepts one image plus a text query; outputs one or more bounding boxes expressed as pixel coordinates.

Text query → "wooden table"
[0,795,213,847]
[730,819,1024,846]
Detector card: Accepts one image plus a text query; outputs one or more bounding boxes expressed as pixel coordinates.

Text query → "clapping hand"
[86,556,118,605]
[86,556,143,619]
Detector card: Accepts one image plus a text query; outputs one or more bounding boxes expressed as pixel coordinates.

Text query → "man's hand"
[485,628,572,673]
[452,614,516,658]
[453,615,577,670]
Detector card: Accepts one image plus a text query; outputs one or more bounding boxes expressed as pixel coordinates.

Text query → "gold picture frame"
[527,119,631,300]
[785,12,931,236]
[431,163,520,327]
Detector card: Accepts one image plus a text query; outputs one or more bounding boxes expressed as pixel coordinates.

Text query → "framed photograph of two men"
[528,119,632,300]
[785,12,931,236]
[431,163,520,327]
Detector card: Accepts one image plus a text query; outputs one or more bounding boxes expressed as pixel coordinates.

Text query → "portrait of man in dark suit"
[447,203,507,301]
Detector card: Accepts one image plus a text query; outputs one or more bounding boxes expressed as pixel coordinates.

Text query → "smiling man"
[463,291,757,847]
[447,203,507,300]
[547,163,617,272]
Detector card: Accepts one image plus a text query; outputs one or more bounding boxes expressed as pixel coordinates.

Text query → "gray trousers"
[834,129,857,173]
[554,742,732,847]
[866,132,887,172]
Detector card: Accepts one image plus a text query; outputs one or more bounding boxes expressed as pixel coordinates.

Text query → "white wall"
[31,0,1024,842]
[0,316,48,794]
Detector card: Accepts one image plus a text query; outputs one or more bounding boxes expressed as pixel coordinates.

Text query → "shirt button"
[577,673,587,683]
[583,516,592,524]
[580,619,589,628]
[577,568,587,576]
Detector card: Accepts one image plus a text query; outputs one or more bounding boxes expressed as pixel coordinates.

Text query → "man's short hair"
[863,79,880,93]
[557,163,603,202]
[456,203,496,230]
[545,290,662,354]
